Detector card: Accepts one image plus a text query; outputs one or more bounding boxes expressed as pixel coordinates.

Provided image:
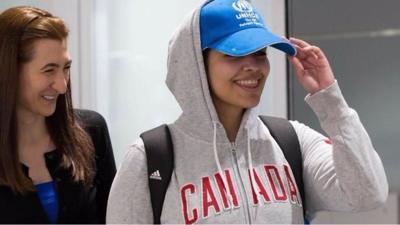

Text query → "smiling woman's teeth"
[236,80,258,87]
[43,96,56,100]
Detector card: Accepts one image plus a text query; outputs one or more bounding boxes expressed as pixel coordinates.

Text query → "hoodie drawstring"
[212,121,234,210]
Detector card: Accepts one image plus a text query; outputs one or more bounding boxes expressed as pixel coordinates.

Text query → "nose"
[52,70,68,94]
[241,54,270,74]
[241,55,259,72]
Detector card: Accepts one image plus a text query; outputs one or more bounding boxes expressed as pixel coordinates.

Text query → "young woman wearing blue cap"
[107,0,388,223]
[0,6,116,223]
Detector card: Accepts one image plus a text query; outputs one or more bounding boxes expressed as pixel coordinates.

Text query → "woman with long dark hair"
[0,6,116,223]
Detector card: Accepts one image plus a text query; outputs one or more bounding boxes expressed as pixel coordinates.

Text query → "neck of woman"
[214,104,244,143]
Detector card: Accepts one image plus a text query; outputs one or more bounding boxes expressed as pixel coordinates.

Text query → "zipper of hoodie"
[230,142,252,224]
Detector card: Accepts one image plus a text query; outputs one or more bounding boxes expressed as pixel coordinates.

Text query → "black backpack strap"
[258,116,306,216]
[140,124,174,224]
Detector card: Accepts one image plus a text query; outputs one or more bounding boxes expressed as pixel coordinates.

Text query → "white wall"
[90,0,201,164]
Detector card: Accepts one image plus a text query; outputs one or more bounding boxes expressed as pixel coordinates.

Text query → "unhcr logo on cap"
[232,0,259,22]
[232,0,253,13]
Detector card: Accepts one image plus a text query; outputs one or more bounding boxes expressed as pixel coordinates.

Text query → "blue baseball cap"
[200,0,296,56]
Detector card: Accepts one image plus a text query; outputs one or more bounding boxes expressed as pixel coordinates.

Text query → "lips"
[43,95,56,100]
[235,79,259,88]
[42,95,58,103]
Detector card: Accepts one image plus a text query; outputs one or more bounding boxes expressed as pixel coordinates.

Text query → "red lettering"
[284,165,301,205]
[248,168,271,205]
[214,169,239,209]
[264,165,287,201]
[202,177,221,218]
[180,184,198,224]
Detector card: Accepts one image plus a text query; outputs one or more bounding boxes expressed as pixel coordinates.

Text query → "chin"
[242,97,261,108]
[241,102,259,109]
[39,108,57,117]
[244,104,258,109]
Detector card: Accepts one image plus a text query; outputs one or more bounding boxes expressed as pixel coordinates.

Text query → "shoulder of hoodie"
[117,138,147,177]
[288,120,327,143]
[124,138,146,162]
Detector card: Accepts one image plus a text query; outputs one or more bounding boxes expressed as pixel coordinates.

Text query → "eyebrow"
[40,60,72,70]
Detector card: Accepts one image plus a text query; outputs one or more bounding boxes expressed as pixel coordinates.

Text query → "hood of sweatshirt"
[166,3,264,145]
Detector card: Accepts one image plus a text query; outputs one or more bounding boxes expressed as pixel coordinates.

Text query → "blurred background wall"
[287,0,400,223]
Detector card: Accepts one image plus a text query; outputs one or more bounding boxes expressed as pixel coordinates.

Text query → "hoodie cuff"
[305,80,351,122]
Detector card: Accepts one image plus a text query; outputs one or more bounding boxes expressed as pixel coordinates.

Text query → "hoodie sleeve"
[106,139,153,224]
[290,81,388,218]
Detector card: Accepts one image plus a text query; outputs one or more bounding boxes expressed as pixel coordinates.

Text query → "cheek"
[18,75,48,102]
[207,73,221,97]
[260,59,270,76]
[207,65,235,95]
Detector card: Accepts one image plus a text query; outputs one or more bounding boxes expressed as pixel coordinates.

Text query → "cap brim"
[208,27,297,56]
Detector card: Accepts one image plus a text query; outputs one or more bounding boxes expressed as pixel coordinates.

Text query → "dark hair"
[0,6,95,194]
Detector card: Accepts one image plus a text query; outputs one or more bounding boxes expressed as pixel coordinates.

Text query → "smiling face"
[17,38,71,119]
[205,49,270,115]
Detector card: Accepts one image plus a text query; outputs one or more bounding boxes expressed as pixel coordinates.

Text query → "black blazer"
[0,109,116,224]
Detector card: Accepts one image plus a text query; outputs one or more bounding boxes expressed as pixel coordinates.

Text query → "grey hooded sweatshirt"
[106,4,388,225]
